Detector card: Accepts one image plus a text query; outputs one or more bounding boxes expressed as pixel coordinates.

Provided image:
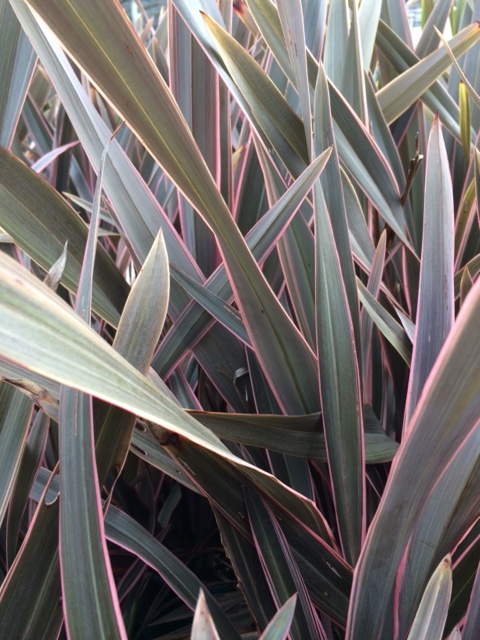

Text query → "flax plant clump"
[0,1,479,639]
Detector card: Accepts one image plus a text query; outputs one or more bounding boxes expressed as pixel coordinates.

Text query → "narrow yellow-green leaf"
[460,267,474,305]
[459,82,471,161]
[454,177,475,268]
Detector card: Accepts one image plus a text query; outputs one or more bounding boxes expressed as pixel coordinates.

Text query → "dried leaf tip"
[233,1,245,14]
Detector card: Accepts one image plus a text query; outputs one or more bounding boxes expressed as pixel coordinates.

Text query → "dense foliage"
[0,0,480,638]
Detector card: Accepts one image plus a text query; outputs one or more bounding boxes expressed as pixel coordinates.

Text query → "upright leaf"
[191,591,221,640]
[0,499,63,639]
[0,384,33,528]
[0,0,36,147]
[404,119,454,429]
[59,144,127,639]
[313,67,365,565]
[347,277,480,639]
[259,595,298,640]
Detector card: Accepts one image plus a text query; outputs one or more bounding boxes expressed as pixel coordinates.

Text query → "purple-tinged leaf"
[357,278,412,365]
[462,560,480,640]
[13,0,202,287]
[396,420,480,636]
[446,523,480,634]
[152,150,331,406]
[276,0,313,156]
[104,507,242,640]
[59,389,127,640]
[0,145,128,327]
[215,509,278,630]
[27,0,320,416]
[0,384,33,528]
[189,407,398,464]
[346,276,480,639]
[0,499,62,639]
[313,65,365,565]
[246,488,327,640]
[0,0,36,148]
[59,140,127,639]
[230,0,412,250]
[341,0,367,122]
[415,0,453,58]
[361,232,387,401]
[170,264,250,346]
[6,410,49,565]
[315,62,362,357]
[30,140,79,174]
[404,118,454,429]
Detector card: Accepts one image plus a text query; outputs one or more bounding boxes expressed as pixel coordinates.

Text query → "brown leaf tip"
[233,1,246,15]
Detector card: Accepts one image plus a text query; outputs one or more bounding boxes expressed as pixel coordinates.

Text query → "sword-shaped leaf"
[347,276,480,639]
[0,0,36,147]
[27,0,319,415]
